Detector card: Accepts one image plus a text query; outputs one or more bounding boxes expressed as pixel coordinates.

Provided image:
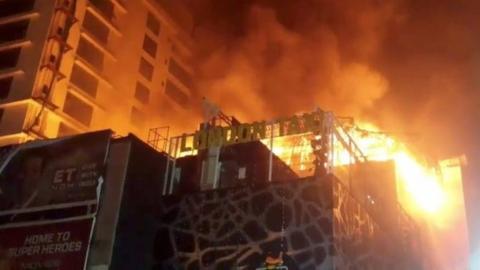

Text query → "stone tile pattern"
[332,180,421,270]
[153,175,414,269]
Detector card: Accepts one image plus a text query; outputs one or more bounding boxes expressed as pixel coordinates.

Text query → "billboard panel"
[0,131,111,215]
[0,218,94,270]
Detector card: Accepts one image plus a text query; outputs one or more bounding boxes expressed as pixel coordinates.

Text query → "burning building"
[1,108,465,269]
[0,0,194,146]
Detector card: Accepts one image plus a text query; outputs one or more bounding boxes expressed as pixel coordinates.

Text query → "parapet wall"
[152,175,418,269]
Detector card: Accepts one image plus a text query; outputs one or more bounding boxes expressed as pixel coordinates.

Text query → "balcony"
[74,56,112,88]
[68,83,105,112]
[89,0,114,20]
[86,1,122,37]
[69,64,99,98]
[0,0,35,20]
[82,12,109,44]
[168,58,193,89]
[111,0,127,14]
[0,20,30,44]
[0,48,21,70]
[0,39,31,53]
[80,31,116,61]
[76,37,105,71]
[0,68,24,80]
[0,10,38,26]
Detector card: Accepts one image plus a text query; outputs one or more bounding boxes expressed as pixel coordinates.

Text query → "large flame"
[345,122,447,218]
[265,121,462,225]
[342,125,469,269]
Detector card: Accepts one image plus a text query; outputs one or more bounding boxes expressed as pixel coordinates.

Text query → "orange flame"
[264,121,462,225]
[347,122,447,217]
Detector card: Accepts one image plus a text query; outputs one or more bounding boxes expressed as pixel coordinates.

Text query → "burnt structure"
[154,161,421,270]
[0,128,422,270]
[173,141,299,194]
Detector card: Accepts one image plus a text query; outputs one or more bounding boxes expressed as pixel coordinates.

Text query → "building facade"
[0,130,422,270]
[0,0,195,146]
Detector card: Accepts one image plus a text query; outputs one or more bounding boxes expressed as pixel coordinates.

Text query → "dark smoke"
[184,0,480,265]
[187,0,479,157]
[191,0,396,121]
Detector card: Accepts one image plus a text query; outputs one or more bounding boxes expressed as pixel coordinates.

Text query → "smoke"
[186,1,480,268]
[367,0,480,158]
[193,1,398,122]
[189,0,480,158]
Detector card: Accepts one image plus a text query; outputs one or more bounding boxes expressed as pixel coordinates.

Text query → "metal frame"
[161,109,370,195]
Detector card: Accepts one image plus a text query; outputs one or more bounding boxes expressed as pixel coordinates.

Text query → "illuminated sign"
[180,111,324,151]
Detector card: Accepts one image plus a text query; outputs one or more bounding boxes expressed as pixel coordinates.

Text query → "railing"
[159,110,371,194]
[156,109,421,267]
[147,126,169,152]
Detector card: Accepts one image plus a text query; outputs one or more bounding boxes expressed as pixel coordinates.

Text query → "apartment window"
[142,35,157,58]
[70,64,99,97]
[58,123,77,137]
[134,82,150,104]
[165,80,188,107]
[130,107,146,128]
[0,20,30,44]
[63,93,93,126]
[0,48,21,69]
[0,0,35,19]
[0,77,13,99]
[139,57,154,81]
[83,12,109,44]
[146,13,160,35]
[168,59,193,88]
[77,38,104,70]
[89,0,115,21]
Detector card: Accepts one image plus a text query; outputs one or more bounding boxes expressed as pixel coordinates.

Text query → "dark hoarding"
[0,130,111,215]
[0,218,94,270]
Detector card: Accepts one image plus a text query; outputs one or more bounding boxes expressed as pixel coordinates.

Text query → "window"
[0,48,21,69]
[142,35,157,58]
[165,80,188,107]
[0,20,29,44]
[0,77,13,99]
[146,13,160,35]
[134,82,150,104]
[77,38,104,70]
[83,12,109,44]
[168,59,193,88]
[0,0,35,19]
[57,123,77,137]
[130,107,146,128]
[70,64,98,97]
[138,57,154,81]
[63,93,93,126]
[89,0,115,21]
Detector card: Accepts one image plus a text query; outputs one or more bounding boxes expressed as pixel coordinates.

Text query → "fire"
[346,122,447,217]
[264,121,460,223]
[338,126,470,269]
[394,151,445,214]
[264,134,316,177]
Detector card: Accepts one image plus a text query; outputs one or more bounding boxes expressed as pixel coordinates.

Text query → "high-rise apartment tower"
[0,0,195,145]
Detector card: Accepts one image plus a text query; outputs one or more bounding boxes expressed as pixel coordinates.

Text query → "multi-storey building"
[0,0,195,146]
